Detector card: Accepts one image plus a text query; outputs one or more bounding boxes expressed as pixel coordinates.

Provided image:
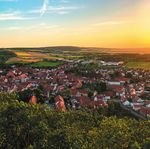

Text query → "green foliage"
[0,92,18,103]
[125,62,150,70]
[6,60,61,68]
[81,82,107,94]
[66,63,100,78]
[0,93,150,149]
[130,142,141,149]
[29,61,61,68]
[18,86,46,103]
[0,50,16,68]
[0,50,16,61]
[142,138,150,149]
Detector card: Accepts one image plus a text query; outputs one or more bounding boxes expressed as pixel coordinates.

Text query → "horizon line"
[1,45,150,49]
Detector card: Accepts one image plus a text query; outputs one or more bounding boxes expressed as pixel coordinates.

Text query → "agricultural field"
[29,61,61,68]
[125,62,150,69]
[6,60,61,68]
[6,52,52,64]
[15,52,31,57]
[6,50,83,64]
[6,61,30,65]
[3,48,150,69]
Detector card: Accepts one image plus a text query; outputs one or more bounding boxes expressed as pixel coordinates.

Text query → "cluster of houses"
[99,61,124,66]
[0,61,149,118]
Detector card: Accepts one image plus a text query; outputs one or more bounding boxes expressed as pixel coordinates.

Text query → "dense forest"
[0,92,150,149]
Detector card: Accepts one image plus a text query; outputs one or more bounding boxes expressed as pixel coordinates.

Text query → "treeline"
[0,50,16,68]
[65,63,100,78]
[0,50,16,62]
[0,92,150,149]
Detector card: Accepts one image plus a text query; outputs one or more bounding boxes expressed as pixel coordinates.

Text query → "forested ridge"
[0,92,150,149]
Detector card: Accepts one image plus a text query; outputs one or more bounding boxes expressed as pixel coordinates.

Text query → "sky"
[0,0,150,48]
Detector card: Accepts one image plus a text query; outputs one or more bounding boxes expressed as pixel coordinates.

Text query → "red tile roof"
[19,74,28,79]
[77,96,107,107]
[115,77,130,82]
[55,95,66,112]
[30,95,37,104]
[140,107,150,116]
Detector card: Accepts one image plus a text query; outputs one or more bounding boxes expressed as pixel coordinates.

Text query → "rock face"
[55,95,66,112]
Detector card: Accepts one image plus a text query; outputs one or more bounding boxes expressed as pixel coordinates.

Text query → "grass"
[6,60,61,68]
[125,62,150,69]
[6,61,30,65]
[29,61,61,68]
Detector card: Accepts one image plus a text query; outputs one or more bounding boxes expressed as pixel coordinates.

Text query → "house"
[145,100,150,107]
[77,96,107,108]
[107,81,121,86]
[140,107,150,117]
[94,94,104,101]
[76,96,91,107]
[123,100,131,106]
[146,104,150,108]
[115,77,130,84]
[75,79,83,88]
[30,95,37,104]
[19,74,29,82]
[100,61,124,66]
[57,85,65,92]
[7,71,15,78]
[95,100,108,107]
[130,88,136,96]
[55,95,66,112]
[132,104,142,111]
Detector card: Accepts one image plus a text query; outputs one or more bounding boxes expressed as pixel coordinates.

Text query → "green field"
[6,60,61,68]
[125,62,150,69]
[6,61,30,65]
[29,61,61,68]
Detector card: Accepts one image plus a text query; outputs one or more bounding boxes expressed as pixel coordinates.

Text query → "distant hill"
[1,46,150,54]
[108,48,150,54]
[0,46,83,54]
[0,46,116,54]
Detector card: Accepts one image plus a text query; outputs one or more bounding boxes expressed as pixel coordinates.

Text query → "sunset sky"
[0,0,150,48]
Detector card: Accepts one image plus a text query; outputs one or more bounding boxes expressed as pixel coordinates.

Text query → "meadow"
[2,48,150,70]
[125,62,150,69]
[29,61,61,68]
[6,60,61,68]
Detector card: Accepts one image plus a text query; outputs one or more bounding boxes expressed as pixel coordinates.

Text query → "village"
[0,60,150,119]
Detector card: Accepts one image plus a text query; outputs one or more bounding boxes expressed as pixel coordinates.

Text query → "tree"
[0,92,150,149]
[142,138,150,149]
[129,142,141,149]
[0,92,18,103]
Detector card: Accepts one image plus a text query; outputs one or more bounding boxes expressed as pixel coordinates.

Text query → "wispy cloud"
[29,0,83,15]
[0,12,32,21]
[31,5,82,15]
[40,0,49,16]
